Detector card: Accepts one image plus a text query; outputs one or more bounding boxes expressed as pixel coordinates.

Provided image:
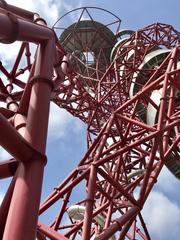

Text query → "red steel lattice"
[0,2,179,240]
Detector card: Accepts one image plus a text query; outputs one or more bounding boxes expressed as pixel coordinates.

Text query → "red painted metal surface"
[0,2,179,240]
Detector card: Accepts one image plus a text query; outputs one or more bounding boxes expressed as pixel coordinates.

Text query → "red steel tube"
[0,174,17,239]
[3,159,46,240]
[0,8,55,240]
[38,222,69,240]
[0,0,34,20]
[0,159,18,179]
[82,116,114,240]
[0,113,35,161]
[94,206,140,240]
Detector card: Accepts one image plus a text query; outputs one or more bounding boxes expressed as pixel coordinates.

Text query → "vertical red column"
[2,15,55,240]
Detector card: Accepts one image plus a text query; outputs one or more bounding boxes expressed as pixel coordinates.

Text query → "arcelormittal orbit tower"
[0,2,179,240]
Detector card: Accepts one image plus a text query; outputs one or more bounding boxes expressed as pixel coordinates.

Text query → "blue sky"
[0,0,180,239]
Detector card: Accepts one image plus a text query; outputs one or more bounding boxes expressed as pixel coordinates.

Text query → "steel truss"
[0,2,179,240]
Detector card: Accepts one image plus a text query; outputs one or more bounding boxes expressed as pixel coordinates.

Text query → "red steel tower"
[0,2,179,240]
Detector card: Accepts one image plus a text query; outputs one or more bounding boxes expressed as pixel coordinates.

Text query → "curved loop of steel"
[52,6,121,29]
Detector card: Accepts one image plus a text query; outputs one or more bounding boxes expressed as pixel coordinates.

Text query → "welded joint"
[113,219,122,231]
[144,166,153,174]
[160,96,168,100]
[61,55,73,74]
[136,227,142,234]
[34,17,47,26]
[30,75,54,90]
[63,198,69,204]
[149,173,157,184]
[6,83,13,91]
[101,131,109,137]
[85,198,95,203]
[61,60,69,66]
[26,144,47,166]
[113,207,141,228]
[15,122,26,131]
[91,162,97,167]
[8,159,19,175]
[7,101,19,110]
[53,187,60,193]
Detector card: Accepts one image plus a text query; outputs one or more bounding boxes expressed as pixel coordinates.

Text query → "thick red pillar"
[0,7,55,240]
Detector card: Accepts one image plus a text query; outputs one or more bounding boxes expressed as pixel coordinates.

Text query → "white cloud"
[142,191,180,240]
[0,41,21,64]
[48,102,85,142]
[6,0,59,26]
[157,166,180,195]
[1,0,84,68]
[0,0,83,71]
[6,0,83,27]
[59,1,83,22]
